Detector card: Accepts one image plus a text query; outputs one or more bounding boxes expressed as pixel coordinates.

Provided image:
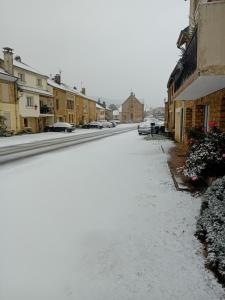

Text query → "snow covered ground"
[0,124,136,148]
[0,131,224,300]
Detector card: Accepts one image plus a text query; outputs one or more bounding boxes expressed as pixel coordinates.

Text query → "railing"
[174,30,197,93]
[40,105,54,114]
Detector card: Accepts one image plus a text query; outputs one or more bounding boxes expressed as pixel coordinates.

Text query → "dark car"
[82,122,103,129]
[44,122,76,132]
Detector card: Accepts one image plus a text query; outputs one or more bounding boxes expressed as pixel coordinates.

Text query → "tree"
[108,104,118,111]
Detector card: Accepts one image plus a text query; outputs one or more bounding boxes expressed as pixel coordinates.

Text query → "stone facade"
[121,92,144,123]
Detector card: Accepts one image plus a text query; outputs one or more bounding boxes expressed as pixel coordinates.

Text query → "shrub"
[196,177,225,283]
[184,129,225,179]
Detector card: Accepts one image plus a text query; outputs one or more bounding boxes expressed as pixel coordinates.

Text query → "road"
[0,125,136,165]
[0,131,224,300]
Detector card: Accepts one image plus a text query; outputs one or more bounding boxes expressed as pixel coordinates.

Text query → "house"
[76,88,96,125]
[96,103,105,121]
[0,47,54,133]
[105,107,113,121]
[113,109,120,121]
[0,55,19,132]
[167,0,225,143]
[48,74,77,124]
[121,92,144,123]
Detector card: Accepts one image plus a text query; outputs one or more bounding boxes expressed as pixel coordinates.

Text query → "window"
[18,73,25,82]
[204,105,210,132]
[67,100,74,110]
[26,96,34,107]
[56,99,59,110]
[37,78,42,87]
[24,118,28,127]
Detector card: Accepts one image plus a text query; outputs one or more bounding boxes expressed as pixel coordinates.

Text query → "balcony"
[174,30,197,93]
[169,1,225,101]
[40,105,54,115]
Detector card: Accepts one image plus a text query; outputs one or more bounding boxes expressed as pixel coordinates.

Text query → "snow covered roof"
[96,103,104,109]
[19,84,53,97]
[0,67,18,82]
[47,79,78,95]
[0,53,48,77]
[13,59,48,77]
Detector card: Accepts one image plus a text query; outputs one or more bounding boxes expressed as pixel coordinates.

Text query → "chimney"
[54,74,61,85]
[3,47,14,75]
[81,87,86,95]
[15,55,22,62]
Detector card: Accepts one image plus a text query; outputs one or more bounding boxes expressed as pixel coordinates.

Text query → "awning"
[175,75,225,100]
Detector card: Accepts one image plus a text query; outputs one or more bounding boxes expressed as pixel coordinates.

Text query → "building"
[0,47,54,133]
[105,107,113,121]
[96,103,105,121]
[0,60,19,132]
[113,109,120,121]
[76,89,96,125]
[167,0,225,143]
[121,92,144,123]
[48,74,77,124]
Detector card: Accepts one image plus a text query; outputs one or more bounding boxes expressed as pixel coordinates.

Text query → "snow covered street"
[0,131,224,300]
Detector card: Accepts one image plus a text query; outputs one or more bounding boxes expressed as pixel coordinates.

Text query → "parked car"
[138,121,165,135]
[101,121,114,128]
[44,122,76,132]
[138,122,151,135]
[109,121,117,127]
[82,122,103,129]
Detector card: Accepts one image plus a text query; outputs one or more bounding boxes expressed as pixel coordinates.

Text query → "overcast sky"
[1,0,189,107]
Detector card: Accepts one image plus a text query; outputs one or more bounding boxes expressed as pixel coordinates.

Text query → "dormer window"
[37,78,42,87]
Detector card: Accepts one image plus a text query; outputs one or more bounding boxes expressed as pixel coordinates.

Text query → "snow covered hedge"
[184,130,225,180]
[196,176,225,282]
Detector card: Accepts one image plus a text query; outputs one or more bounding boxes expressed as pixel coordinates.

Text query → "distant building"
[121,92,144,123]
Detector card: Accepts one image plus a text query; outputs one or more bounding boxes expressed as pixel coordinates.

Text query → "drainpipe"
[182,100,185,143]
[14,78,19,132]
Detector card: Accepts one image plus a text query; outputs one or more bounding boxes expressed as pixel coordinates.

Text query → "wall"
[13,66,48,90]
[0,79,20,131]
[198,2,225,75]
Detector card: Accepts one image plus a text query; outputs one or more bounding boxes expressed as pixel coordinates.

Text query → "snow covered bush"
[196,177,225,282]
[184,129,225,180]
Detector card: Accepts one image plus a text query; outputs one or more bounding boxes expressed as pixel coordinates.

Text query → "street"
[0,131,224,300]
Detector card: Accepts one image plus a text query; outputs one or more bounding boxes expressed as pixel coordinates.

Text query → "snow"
[18,84,53,97]
[0,124,135,148]
[96,103,104,109]
[0,132,224,300]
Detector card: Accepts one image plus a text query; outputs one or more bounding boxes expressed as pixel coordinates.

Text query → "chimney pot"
[54,74,61,85]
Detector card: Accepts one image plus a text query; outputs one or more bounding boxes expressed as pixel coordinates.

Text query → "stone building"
[0,57,19,132]
[0,47,54,133]
[48,75,77,124]
[166,0,225,143]
[121,92,144,123]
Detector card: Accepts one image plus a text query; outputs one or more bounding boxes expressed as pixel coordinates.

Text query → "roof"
[18,84,53,97]
[96,103,104,109]
[47,79,79,95]
[0,67,18,82]
[177,26,190,48]
[0,53,48,77]
[123,93,144,106]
